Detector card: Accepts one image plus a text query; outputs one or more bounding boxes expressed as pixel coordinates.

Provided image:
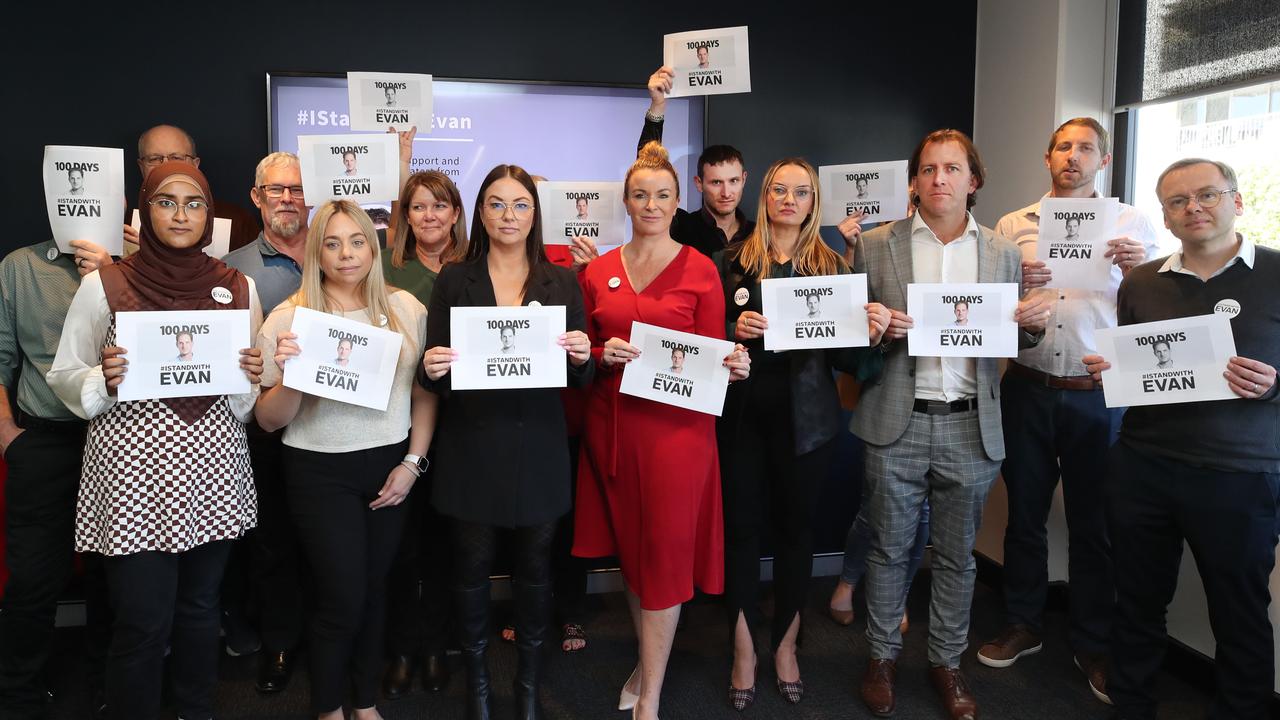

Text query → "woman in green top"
[382,170,469,305]
[379,169,469,698]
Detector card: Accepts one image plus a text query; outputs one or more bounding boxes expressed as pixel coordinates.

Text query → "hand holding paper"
[1014,292,1053,333]
[1224,356,1277,399]
[735,311,767,341]
[103,346,128,396]
[240,347,264,386]
[884,308,914,341]
[1104,236,1147,273]
[558,330,591,366]
[1021,260,1052,289]
[866,302,891,345]
[273,331,301,371]
[422,346,456,381]
[69,239,113,277]
[602,337,641,368]
[724,344,751,381]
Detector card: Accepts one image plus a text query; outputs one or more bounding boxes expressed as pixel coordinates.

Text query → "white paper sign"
[131,209,231,259]
[1035,197,1119,292]
[819,161,910,226]
[282,307,403,410]
[43,146,125,256]
[907,283,1020,358]
[298,133,399,204]
[449,306,568,390]
[761,274,869,351]
[663,26,751,98]
[1095,314,1238,408]
[619,322,734,416]
[347,71,433,132]
[536,181,627,249]
[114,309,251,402]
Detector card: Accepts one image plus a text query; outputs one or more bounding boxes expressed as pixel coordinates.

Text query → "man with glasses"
[132,125,260,255]
[851,129,1049,720]
[1083,158,1280,720]
[638,66,754,259]
[975,117,1161,706]
[222,151,309,694]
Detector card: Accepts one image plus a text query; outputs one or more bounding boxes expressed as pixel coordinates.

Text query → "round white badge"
[211,287,232,305]
[734,287,750,306]
[528,300,542,307]
[379,314,389,327]
[608,276,622,289]
[46,247,59,261]
[1214,298,1241,318]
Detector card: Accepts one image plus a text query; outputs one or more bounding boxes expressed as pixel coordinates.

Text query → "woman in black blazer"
[420,164,593,720]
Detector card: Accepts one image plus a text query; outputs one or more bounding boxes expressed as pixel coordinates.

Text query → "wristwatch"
[404,453,429,473]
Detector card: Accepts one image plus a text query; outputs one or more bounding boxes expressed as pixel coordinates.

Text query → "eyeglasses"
[257,184,306,198]
[1160,188,1236,213]
[140,153,198,167]
[147,198,209,216]
[482,201,534,218]
[768,185,813,201]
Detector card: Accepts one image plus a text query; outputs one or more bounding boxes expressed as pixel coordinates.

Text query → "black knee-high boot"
[513,580,550,720]
[456,583,494,720]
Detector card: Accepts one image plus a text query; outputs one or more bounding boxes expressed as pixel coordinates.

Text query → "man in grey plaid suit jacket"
[850,130,1049,720]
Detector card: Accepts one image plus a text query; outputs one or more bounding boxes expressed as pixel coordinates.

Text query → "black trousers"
[720,366,833,650]
[999,371,1120,655]
[384,462,453,657]
[103,540,232,720]
[451,518,555,609]
[246,427,305,652]
[0,419,107,719]
[285,441,409,714]
[1107,441,1279,720]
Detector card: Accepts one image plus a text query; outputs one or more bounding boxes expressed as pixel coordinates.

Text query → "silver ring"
[77,257,86,267]
[1253,382,1259,393]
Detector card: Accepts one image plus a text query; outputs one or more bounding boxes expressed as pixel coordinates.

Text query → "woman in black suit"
[420,164,594,720]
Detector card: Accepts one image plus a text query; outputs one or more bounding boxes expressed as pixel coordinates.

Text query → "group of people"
[0,63,1276,720]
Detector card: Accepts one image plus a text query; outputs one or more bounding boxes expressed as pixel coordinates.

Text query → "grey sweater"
[1117,244,1280,473]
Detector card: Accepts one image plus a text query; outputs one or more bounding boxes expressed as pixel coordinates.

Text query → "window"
[1133,79,1280,253]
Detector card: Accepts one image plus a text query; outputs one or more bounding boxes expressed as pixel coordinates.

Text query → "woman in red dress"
[574,142,750,720]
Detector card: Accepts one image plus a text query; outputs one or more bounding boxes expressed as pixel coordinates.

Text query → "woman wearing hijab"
[47,162,264,720]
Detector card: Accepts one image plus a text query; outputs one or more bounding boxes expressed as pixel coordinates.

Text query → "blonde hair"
[626,141,681,199]
[390,171,468,269]
[736,158,845,281]
[289,200,403,334]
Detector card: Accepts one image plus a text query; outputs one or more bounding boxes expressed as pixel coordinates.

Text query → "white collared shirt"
[1158,234,1255,279]
[911,212,980,401]
[996,194,1162,377]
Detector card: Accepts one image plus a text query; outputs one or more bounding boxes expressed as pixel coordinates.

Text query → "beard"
[269,212,301,238]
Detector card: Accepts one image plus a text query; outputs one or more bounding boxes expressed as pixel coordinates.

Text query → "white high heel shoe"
[618,665,640,711]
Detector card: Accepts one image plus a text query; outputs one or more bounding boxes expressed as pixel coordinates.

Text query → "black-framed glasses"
[1161,188,1236,213]
[147,198,209,216]
[140,153,197,167]
[257,184,305,198]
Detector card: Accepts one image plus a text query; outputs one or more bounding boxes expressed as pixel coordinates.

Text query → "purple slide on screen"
[268,74,705,229]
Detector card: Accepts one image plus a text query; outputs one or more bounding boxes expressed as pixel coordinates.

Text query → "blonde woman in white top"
[255,199,437,720]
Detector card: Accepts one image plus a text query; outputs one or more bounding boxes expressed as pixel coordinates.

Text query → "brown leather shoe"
[1074,653,1112,705]
[929,665,978,720]
[860,658,897,717]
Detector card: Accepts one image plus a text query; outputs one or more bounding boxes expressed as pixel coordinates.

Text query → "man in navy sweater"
[1084,158,1279,720]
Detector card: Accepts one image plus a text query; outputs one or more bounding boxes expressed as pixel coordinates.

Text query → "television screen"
[267,73,706,236]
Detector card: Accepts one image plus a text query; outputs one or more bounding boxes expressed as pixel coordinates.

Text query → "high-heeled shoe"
[727,655,758,711]
[618,665,640,711]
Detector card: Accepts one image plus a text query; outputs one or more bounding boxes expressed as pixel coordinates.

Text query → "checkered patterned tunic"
[74,322,257,555]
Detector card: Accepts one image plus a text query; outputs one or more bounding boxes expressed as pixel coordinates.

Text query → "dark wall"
[9,3,977,255]
[11,3,976,554]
